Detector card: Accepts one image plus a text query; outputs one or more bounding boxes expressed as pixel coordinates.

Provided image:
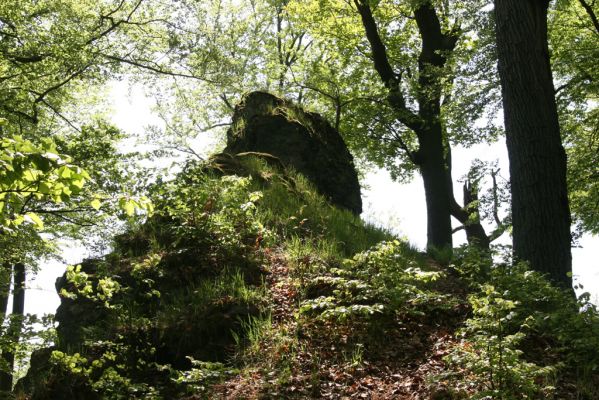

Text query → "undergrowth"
[15,156,599,399]
[441,247,599,399]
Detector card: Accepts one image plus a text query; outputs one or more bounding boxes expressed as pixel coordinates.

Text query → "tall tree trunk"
[0,263,25,392]
[494,0,572,288]
[0,264,11,324]
[417,123,453,252]
[0,263,13,391]
[355,0,457,253]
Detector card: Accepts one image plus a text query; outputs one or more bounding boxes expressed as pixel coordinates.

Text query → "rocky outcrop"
[15,92,367,400]
[225,91,362,214]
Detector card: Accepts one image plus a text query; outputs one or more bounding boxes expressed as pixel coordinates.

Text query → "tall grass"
[240,157,392,258]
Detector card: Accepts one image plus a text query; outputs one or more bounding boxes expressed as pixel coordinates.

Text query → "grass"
[158,268,267,322]
[241,157,391,258]
[32,152,599,399]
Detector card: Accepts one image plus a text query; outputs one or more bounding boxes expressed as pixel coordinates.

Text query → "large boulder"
[224,91,362,214]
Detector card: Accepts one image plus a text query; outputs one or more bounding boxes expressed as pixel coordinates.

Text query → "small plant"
[60,264,121,308]
[232,314,273,356]
[299,240,447,322]
[174,358,238,394]
[448,285,557,399]
[445,258,599,399]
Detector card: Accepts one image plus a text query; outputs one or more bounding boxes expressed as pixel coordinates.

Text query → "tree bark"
[446,147,492,250]
[0,264,11,324]
[0,263,25,392]
[416,122,454,252]
[462,182,491,249]
[355,0,456,252]
[494,0,572,288]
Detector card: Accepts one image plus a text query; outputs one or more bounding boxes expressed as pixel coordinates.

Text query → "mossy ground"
[16,155,599,400]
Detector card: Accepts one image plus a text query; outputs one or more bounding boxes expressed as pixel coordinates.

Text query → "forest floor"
[207,251,472,400]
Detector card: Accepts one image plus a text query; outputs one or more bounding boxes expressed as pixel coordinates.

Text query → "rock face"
[225,91,362,214]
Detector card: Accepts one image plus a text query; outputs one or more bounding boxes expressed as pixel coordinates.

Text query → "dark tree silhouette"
[494,0,572,288]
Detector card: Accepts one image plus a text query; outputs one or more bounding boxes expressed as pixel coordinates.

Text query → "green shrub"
[447,259,599,399]
[299,240,449,322]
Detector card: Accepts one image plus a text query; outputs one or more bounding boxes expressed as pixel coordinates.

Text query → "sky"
[23,80,599,318]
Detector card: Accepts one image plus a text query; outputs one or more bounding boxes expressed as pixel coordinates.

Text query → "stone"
[224,91,362,214]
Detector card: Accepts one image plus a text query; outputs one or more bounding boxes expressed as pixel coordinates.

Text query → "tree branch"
[32,67,88,105]
[390,130,418,165]
[39,99,81,132]
[87,0,144,45]
[220,93,234,110]
[490,168,502,226]
[452,225,465,234]
[102,54,217,83]
[353,0,421,131]
[578,0,599,35]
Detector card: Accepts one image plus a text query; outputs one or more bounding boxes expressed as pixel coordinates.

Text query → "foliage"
[0,121,152,267]
[448,285,558,399]
[174,358,238,394]
[446,259,599,399]
[0,0,596,397]
[299,240,447,322]
[7,151,597,398]
[8,154,392,397]
[0,128,90,232]
[0,313,56,382]
[0,0,191,129]
[143,0,315,158]
[549,0,599,235]
[285,0,500,162]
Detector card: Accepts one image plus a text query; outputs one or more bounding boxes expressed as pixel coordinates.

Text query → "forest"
[0,0,598,398]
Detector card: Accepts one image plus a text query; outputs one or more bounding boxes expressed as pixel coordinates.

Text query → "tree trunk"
[413,4,458,253]
[446,147,491,250]
[0,263,25,392]
[494,0,572,288]
[355,0,466,253]
[460,182,491,249]
[0,264,11,324]
[417,123,453,252]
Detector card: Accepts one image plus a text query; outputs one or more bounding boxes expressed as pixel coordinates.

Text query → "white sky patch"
[25,243,88,316]
[109,80,164,138]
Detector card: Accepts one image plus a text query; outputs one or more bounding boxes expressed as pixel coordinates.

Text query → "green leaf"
[90,199,101,210]
[39,182,52,194]
[23,169,39,182]
[124,200,136,217]
[57,166,72,179]
[71,179,85,189]
[25,212,44,229]
[12,215,24,226]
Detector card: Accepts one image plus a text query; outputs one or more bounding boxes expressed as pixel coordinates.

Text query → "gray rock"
[225,91,362,214]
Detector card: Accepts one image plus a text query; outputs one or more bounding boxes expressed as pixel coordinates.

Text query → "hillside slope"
[15,154,599,400]
[15,93,599,400]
